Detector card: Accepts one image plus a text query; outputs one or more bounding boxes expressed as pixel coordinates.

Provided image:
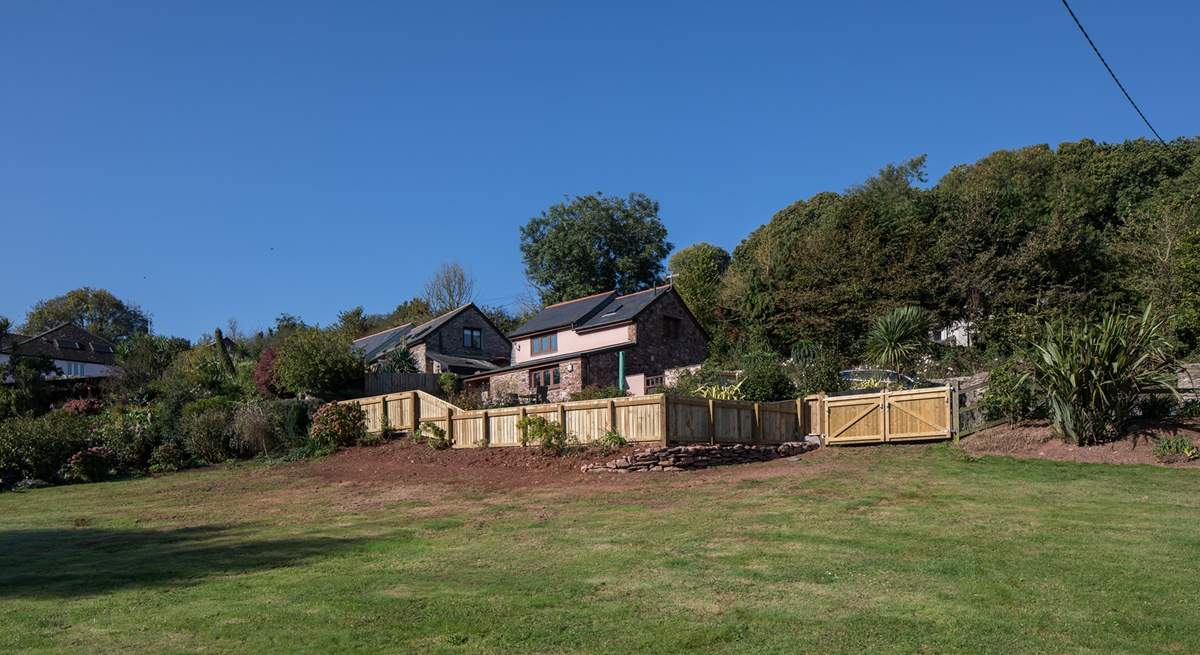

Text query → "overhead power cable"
[1060,0,1166,144]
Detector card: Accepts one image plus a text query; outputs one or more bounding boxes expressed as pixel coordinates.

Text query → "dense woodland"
[703,137,1200,361]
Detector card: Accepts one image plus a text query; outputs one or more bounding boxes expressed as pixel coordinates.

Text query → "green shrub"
[1027,308,1178,445]
[230,400,281,457]
[1137,394,1179,421]
[517,415,574,455]
[1179,399,1200,418]
[277,399,314,447]
[786,343,845,397]
[180,398,235,464]
[569,386,627,401]
[1152,435,1198,463]
[307,402,367,455]
[93,405,157,470]
[438,372,460,397]
[61,446,118,483]
[0,411,96,482]
[272,328,364,399]
[662,361,727,397]
[148,441,189,473]
[418,421,453,450]
[980,359,1041,423]
[738,352,796,402]
[695,380,745,400]
[593,429,628,455]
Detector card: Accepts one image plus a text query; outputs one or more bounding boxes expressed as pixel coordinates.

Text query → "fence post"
[558,402,566,428]
[446,406,455,447]
[752,402,761,443]
[607,398,617,432]
[519,406,527,445]
[380,396,388,434]
[481,409,490,447]
[948,383,958,443]
[659,394,670,446]
[708,398,716,445]
[880,390,889,442]
[410,391,421,432]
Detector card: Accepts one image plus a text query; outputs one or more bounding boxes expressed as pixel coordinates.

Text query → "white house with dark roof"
[0,323,120,382]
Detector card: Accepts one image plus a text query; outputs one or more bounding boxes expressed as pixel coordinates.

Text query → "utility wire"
[1060,0,1166,144]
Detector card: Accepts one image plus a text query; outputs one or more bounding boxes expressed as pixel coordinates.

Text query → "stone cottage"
[353,303,510,375]
[463,285,708,402]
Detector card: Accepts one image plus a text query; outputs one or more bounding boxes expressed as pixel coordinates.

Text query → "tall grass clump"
[1027,307,1178,445]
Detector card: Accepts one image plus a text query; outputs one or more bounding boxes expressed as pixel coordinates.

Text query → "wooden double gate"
[821,386,953,445]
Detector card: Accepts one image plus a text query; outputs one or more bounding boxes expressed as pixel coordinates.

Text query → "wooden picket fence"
[340,391,803,448]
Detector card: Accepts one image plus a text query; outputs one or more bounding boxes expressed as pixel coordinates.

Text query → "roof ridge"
[353,322,413,343]
[542,289,615,309]
[18,321,80,346]
[614,284,671,300]
[412,303,472,331]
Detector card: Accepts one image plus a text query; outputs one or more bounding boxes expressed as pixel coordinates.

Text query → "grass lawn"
[1,444,1197,654]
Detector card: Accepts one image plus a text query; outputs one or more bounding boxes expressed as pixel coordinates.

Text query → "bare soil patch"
[269,438,870,512]
[962,419,1200,467]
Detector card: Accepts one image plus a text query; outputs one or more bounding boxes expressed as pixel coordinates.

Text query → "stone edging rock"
[581,441,818,473]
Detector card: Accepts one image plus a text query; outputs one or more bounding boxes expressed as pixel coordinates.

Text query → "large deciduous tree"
[668,242,730,334]
[520,192,672,305]
[423,262,476,315]
[23,287,150,341]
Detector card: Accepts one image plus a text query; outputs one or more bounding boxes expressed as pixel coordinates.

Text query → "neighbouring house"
[352,303,510,376]
[464,285,708,402]
[0,323,120,382]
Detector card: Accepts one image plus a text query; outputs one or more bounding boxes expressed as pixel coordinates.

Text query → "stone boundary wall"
[582,441,817,473]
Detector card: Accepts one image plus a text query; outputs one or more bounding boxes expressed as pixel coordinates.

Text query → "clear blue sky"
[3,1,1196,340]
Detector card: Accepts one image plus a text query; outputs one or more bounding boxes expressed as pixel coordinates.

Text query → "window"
[61,361,86,377]
[530,366,561,388]
[55,339,82,350]
[530,333,557,355]
[462,328,482,349]
[664,316,682,339]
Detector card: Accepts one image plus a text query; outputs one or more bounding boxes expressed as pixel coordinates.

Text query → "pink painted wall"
[512,324,633,364]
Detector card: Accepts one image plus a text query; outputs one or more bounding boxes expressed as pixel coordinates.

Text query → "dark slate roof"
[426,351,501,375]
[352,323,414,362]
[508,291,618,338]
[575,285,672,332]
[406,304,473,343]
[463,343,627,380]
[352,304,485,363]
[1,323,118,365]
[508,285,678,338]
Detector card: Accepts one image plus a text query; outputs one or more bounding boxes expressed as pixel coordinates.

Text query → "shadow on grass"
[0,524,363,599]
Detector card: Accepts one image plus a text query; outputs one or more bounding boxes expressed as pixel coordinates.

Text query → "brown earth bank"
[278,438,877,500]
[962,419,1200,467]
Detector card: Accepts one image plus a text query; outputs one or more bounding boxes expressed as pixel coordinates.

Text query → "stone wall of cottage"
[407,343,430,373]
[479,357,584,403]
[422,305,511,364]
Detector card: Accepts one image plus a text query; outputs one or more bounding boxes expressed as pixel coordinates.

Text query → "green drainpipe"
[617,351,626,392]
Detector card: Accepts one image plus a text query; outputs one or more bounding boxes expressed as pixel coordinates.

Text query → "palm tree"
[864,306,930,385]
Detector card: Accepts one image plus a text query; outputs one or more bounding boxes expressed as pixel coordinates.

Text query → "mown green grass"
[2,445,1197,654]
